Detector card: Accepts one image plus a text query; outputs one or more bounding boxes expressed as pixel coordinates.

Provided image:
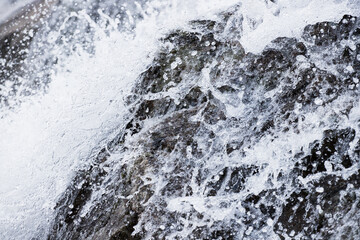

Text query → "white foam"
[0,0,359,238]
[0,0,242,238]
[239,0,359,53]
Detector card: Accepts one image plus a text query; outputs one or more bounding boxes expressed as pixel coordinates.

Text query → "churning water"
[0,0,359,239]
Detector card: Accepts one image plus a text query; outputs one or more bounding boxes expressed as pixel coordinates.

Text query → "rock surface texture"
[44,7,360,240]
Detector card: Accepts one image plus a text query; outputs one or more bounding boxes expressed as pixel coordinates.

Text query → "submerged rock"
[48,7,360,240]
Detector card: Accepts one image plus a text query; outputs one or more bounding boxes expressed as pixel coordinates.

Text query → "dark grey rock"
[47,6,360,240]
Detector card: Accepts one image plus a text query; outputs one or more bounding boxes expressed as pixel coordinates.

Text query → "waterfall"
[0,0,359,239]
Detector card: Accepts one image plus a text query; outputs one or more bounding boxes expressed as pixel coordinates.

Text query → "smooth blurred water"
[0,0,35,23]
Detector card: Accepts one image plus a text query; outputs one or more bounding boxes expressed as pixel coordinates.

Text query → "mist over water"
[0,0,359,239]
[0,0,34,23]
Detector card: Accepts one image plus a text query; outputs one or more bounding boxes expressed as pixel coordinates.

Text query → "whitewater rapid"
[0,0,359,239]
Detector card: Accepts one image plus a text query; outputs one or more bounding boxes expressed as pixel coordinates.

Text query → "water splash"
[0,0,358,239]
[0,0,240,238]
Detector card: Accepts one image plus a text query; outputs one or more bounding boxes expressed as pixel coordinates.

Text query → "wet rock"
[295,128,356,178]
[48,10,360,240]
[275,172,360,239]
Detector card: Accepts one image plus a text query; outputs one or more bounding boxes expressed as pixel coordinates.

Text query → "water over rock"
[0,0,59,105]
[0,0,148,106]
[45,7,360,240]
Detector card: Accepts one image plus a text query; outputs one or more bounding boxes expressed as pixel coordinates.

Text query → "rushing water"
[0,0,359,239]
[0,0,35,23]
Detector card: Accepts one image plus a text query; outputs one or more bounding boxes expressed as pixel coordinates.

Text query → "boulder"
[48,8,360,240]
